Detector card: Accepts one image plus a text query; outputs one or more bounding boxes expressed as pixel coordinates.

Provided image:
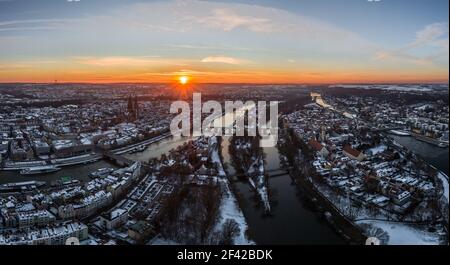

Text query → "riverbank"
[288,131,447,244]
[281,125,448,245]
[389,134,449,176]
[0,134,172,186]
[0,133,171,171]
[0,159,117,186]
[110,133,171,155]
[210,136,254,245]
[284,158,366,244]
[224,132,346,244]
[410,132,449,148]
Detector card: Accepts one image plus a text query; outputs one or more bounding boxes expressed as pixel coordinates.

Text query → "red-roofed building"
[343,145,365,161]
[308,139,329,158]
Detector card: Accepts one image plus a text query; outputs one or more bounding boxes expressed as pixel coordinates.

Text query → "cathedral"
[127,95,139,121]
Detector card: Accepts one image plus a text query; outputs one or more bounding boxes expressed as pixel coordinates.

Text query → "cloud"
[0,0,374,56]
[410,22,449,48]
[0,60,60,71]
[171,0,373,52]
[374,22,449,65]
[201,56,246,64]
[0,19,77,27]
[0,26,61,32]
[0,18,82,32]
[74,56,180,67]
[374,51,434,66]
[167,44,253,51]
[6,0,445,82]
[190,8,280,32]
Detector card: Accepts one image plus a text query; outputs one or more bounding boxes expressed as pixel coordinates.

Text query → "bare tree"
[219,219,241,245]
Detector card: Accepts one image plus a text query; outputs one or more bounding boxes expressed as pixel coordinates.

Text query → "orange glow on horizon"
[0,68,448,84]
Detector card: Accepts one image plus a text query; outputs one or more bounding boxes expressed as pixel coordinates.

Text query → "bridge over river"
[102,150,151,171]
[370,126,405,132]
[231,168,290,179]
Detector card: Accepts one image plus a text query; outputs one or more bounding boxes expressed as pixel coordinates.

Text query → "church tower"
[127,94,139,121]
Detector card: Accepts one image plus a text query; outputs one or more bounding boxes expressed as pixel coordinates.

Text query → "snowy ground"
[315,181,385,220]
[314,170,447,245]
[368,145,387,156]
[329,84,434,92]
[209,136,254,245]
[257,186,270,212]
[247,156,271,212]
[209,136,226,177]
[215,178,254,245]
[437,171,449,203]
[357,220,442,245]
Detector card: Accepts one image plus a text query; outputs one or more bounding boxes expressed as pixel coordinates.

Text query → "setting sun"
[179,76,189,85]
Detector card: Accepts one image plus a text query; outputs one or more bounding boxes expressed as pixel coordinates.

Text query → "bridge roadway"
[232,168,290,179]
[102,147,289,179]
[369,126,405,132]
[101,150,152,171]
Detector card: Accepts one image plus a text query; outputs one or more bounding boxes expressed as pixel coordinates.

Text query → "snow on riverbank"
[216,178,254,245]
[209,137,227,177]
[357,220,442,245]
[437,171,449,203]
[257,186,270,212]
[209,136,254,245]
[247,156,271,212]
[388,130,411,136]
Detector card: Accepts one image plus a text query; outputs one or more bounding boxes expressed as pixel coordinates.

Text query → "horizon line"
[0,81,448,86]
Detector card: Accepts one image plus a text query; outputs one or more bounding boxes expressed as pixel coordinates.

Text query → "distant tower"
[127,95,134,121]
[134,95,139,120]
[320,126,326,142]
[127,95,133,113]
[127,94,139,121]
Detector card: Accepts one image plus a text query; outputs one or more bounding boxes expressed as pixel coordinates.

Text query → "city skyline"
[0,0,449,83]
[0,0,449,249]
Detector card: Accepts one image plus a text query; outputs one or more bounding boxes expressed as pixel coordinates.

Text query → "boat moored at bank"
[0,181,46,192]
[19,165,61,175]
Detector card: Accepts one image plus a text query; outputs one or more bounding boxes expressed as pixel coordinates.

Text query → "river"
[222,137,345,244]
[0,133,347,243]
[0,136,191,186]
[389,135,449,176]
[0,160,116,186]
[124,136,192,163]
[1,118,447,245]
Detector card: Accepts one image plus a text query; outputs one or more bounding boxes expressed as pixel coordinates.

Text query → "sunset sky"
[0,0,448,84]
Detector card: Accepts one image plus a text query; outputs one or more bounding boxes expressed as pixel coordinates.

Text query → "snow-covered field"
[357,220,442,245]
